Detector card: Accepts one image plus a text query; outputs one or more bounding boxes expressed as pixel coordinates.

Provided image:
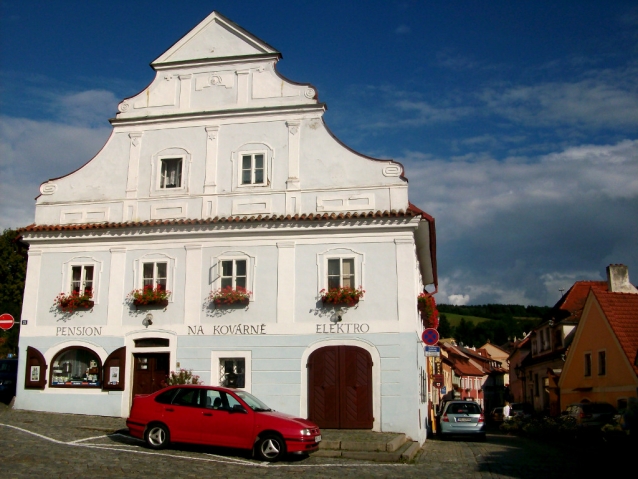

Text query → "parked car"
[0,359,18,404]
[126,385,321,461]
[509,402,534,419]
[563,402,617,430]
[490,407,504,422]
[438,400,485,440]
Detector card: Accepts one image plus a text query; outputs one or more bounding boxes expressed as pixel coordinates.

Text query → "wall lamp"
[142,313,153,328]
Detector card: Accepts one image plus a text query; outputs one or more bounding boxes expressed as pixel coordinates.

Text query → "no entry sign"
[421,328,439,345]
[0,313,15,330]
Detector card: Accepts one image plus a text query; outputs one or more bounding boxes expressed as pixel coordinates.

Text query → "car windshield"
[235,390,272,412]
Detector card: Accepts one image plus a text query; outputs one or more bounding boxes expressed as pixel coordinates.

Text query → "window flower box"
[128,285,171,309]
[418,293,439,329]
[320,286,365,306]
[54,290,94,313]
[209,286,251,307]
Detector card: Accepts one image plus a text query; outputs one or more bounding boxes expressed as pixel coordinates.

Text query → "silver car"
[438,400,486,440]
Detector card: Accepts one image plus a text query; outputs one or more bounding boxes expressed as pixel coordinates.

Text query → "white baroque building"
[16,12,437,443]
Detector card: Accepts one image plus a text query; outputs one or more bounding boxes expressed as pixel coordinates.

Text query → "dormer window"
[160,158,182,188]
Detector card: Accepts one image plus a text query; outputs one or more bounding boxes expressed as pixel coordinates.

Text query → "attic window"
[161,158,182,188]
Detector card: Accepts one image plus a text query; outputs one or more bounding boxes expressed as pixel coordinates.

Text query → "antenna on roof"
[559,288,565,297]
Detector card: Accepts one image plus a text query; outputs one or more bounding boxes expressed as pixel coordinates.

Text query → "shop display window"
[50,347,102,387]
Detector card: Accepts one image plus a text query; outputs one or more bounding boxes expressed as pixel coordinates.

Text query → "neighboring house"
[440,343,485,406]
[513,279,608,415]
[559,265,638,410]
[15,11,437,443]
[507,336,530,403]
[480,340,511,387]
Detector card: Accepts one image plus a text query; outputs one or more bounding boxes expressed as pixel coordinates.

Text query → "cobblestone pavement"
[0,404,629,478]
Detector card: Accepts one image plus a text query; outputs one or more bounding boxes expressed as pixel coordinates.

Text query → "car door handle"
[165,408,174,412]
[203,412,213,416]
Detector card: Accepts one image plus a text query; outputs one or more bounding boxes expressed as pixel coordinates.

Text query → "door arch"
[307,345,373,429]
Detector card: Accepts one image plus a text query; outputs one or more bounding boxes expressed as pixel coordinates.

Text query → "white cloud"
[0,91,113,230]
[447,294,470,306]
[402,139,638,305]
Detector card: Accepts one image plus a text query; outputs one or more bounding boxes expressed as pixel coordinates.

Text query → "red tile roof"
[592,290,638,376]
[556,281,608,321]
[453,360,485,377]
[18,209,422,233]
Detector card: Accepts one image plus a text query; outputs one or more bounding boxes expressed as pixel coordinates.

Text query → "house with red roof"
[559,265,638,410]
[510,277,609,415]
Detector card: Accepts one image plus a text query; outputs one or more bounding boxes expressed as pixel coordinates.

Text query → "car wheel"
[145,423,170,449]
[255,433,286,462]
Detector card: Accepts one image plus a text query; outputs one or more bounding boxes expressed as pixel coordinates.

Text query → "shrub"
[161,368,202,387]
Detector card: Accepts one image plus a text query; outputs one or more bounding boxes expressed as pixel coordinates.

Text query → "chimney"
[606,264,638,294]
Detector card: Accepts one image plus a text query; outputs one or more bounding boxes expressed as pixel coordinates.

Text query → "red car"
[126,385,321,462]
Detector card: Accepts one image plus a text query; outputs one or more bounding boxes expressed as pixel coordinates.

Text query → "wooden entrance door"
[308,346,373,429]
[132,353,169,396]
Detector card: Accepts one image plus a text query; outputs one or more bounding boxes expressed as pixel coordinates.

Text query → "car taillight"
[478,414,484,423]
[442,414,449,422]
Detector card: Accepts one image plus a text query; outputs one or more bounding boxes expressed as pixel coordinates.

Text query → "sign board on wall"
[424,345,441,357]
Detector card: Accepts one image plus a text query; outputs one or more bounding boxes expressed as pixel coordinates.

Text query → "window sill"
[57,301,95,313]
[133,299,169,309]
[213,298,250,308]
[321,297,360,307]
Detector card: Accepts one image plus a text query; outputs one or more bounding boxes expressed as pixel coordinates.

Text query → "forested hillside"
[437,303,551,348]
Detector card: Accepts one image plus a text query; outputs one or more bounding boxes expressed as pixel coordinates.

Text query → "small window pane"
[143,263,154,280]
[71,266,82,293]
[221,277,232,289]
[328,259,340,276]
[328,277,340,290]
[254,168,264,184]
[156,263,167,279]
[236,260,247,276]
[254,155,264,169]
[342,259,354,275]
[236,277,247,290]
[222,260,233,277]
[242,156,252,169]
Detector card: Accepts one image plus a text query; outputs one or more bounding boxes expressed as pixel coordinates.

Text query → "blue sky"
[1,1,637,306]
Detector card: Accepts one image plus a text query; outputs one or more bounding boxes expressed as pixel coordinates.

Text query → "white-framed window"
[71,265,94,295]
[143,262,168,291]
[210,351,252,392]
[211,251,256,297]
[327,258,355,289]
[220,259,247,290]
[134,253,175,298]
[160,158,183,189]
[233,144,272,190]
[61,256,103,303]
[151,147,190,196]
[598,350,606,376]
[240,152,265,185]
[317,248,364,296]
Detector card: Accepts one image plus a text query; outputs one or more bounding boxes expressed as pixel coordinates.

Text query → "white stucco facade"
[16,12,437,444]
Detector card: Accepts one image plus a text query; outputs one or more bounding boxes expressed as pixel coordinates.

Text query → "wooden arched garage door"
[307,346,373,429]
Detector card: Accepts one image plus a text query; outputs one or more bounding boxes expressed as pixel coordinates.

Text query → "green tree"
[0,228,27,357]
[438,313,453,338]
[455,317,475,347]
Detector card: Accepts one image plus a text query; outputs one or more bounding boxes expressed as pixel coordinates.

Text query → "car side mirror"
[230,404,247,414]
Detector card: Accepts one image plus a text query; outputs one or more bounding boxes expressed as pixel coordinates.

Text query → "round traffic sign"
[0,313,15,330]
[421,328,439,345]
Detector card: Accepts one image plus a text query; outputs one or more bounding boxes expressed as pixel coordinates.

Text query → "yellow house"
[559,265,638,410]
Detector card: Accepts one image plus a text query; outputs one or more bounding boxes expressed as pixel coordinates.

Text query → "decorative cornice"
[19,209,422,235]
